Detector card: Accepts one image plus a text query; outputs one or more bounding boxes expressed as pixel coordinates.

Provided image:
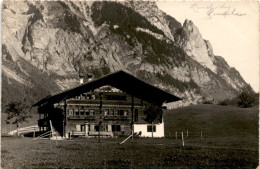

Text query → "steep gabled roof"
[33,70,181,106]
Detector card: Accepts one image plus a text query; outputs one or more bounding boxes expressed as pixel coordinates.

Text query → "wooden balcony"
[68,116,95,120]
[66,99,143,106]
[67,100,100,105]
[103,116,129,121]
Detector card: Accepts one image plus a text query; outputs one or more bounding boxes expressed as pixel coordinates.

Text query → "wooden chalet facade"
[33,70,181,138]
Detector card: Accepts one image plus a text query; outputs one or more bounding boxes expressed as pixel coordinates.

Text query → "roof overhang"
[33,70,181,107]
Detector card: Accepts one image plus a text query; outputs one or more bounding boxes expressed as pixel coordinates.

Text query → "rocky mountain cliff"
[2,1,251,109]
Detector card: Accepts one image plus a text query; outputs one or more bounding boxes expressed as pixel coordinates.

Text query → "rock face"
[2,1,251,109]
[175,20,216,73]
[122,1,176,41]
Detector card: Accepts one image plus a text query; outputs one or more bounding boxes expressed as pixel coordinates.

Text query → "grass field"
[1,137,258,169]
[164,104,258,150]
[1,105,259,168]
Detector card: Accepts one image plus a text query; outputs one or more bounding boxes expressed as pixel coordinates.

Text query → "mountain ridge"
[1,1,251,110]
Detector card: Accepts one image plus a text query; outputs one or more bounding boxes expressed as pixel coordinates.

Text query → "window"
[90,109,95,116]
[75,109,79,116]
[81,125,85,132]
[105,125,108,132]
[104,109,109,116]
[147,125,156,132]
[109,109,114,116]
[112,125,121,132]
[86,94,91,100]
[114,110,118,116]
[95,125,100,131]
[81,94,86,100]
[68,109,74,116]
[76,124,81,131]
[80,109,84,116]
[118,110,124,116]
[85,109,89,116]
[123,110,128,116]
[86,94,96,100]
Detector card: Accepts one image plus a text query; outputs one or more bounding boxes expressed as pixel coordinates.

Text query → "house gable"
[33,70,181,107]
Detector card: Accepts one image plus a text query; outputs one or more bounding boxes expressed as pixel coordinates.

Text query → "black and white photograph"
[1,0,259,168]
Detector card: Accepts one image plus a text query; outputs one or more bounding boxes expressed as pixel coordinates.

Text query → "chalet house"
[33,70,181,138]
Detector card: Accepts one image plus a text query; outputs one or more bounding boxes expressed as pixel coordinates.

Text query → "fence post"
[175,131,177,140]
[33,128,35,139]
[118,133,120,144]
[181,131,184,146]
[201,130,202,139]
[9,123,11,134]
[169,132,171,138]
[56,132,57,145]
[187,130,188,138]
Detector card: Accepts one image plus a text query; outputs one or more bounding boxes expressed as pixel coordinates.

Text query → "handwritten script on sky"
[157,1,259,92]
[190,3,247,19]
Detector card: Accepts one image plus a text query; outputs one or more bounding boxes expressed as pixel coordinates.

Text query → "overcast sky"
[157,1,259,92]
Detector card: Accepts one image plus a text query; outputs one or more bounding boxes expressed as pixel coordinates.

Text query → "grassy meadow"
[164,104,258,150]
[1,104,259,168]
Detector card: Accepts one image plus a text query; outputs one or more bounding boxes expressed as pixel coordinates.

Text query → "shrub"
[218,100,228,106]
[202,100,214,104]
[238,89,258,108]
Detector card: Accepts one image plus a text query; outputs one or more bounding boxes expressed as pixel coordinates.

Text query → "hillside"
[164,104,258,149]
[2,1,252,111]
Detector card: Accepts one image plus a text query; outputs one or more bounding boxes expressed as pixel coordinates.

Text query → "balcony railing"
[68,116,95,120]
[66,99,143,106]
[103,116,129,121]
[67,100,100,105]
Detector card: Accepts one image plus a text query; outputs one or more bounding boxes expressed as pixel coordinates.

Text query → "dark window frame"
[80,109,84,116]
[147,125,156,132]
[104,109,109,116]
[94,125,100,132]
[68,109,74,116]
[75,109,79,116]
[112,125,121,132]
[90,109,95,116]
[123,110,128,116]
[85,109,90,116]
[109,109,114,116]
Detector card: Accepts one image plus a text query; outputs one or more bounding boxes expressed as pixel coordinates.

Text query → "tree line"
[219,88,259,108]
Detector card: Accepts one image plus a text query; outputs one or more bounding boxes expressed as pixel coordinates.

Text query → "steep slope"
[175,20,217,73]
[1,1,251,110]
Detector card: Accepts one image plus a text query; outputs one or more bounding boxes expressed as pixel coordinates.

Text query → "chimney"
[87,73,93,82]
[79,73,84,84]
